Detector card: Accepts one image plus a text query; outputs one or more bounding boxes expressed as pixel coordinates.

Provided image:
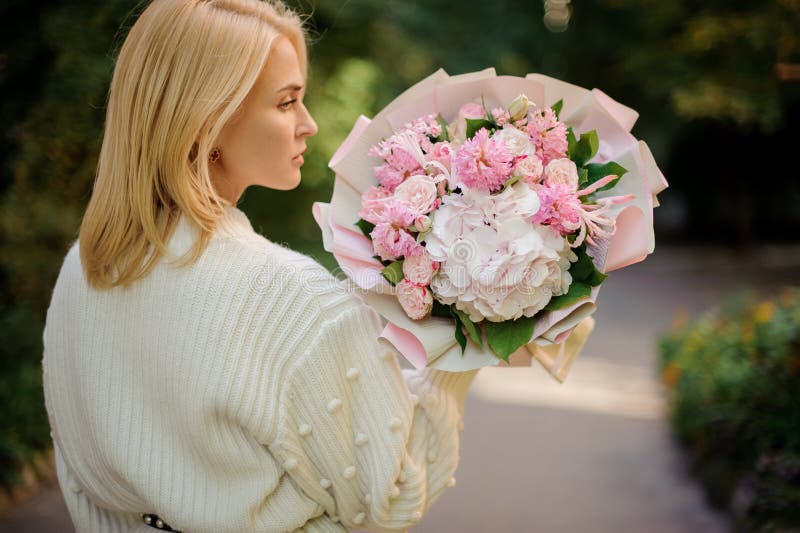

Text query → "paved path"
[3,245,798,532]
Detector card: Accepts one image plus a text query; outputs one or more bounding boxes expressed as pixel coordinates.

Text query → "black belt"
[141,513,182,532]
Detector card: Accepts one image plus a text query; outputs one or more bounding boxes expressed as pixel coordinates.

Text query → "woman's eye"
[279,99,297,110]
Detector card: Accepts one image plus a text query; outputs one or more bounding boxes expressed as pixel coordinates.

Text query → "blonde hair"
[79,0,308,289]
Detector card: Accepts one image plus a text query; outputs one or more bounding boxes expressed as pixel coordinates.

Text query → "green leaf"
[571,130,599,167]
[568,245,608,287]
[431,300,452,318]
[584,131,600,160]
[551,99,564,119]
[566,127,577,158]
[436,113,450,142]
[381,261,404,286]
[466,118,494,140]
[585,161,627,191]
[485,316,535,362]
[544,282,592,311]
[454,321,467,354]
[451,307,483,347]
[586,269,608,287]
[355,218,375,238]
[569,247,596,282]
[577,167,589,189]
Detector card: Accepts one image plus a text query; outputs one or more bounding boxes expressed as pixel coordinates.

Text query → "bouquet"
[313,69,667,381]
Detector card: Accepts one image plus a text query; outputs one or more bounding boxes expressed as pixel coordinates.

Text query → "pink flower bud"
[414,215,432,233]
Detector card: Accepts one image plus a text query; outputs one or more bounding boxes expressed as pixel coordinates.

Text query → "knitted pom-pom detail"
[327,398,342,413]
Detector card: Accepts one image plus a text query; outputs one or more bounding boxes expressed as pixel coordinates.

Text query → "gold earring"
[209,147,221,163]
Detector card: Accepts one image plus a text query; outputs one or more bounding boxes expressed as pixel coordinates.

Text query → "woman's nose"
[299,106,318,138]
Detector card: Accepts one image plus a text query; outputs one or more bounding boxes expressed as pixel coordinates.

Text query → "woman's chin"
[261,171,302,191]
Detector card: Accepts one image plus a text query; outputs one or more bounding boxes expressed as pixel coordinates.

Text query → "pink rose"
[396,279,433,320]
[427,141,454,172]
[517,155,544,186]
[455,102,486,141]
[544,158,579,190]
[402,247,437,285]
[393,175,438,216]
[357,186,392,224]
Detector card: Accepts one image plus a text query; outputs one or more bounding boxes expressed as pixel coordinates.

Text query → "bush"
[659,288,800,531]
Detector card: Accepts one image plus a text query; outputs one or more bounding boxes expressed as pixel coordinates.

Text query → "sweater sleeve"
[269,298,477,532]
[53,441,144,533]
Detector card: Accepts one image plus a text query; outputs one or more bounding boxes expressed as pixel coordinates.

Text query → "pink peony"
[396,279,433,320]
[454,128,513,191]
[402,246,438,285]
[393,175,438,216]
[372,199,415,226]
[372,148,424,192]
[358,186,393,224]
[544,158,579,190]
[369,200,416,261]
[528,107,568,165]
[531,183,582,235]
[370,224,417,261]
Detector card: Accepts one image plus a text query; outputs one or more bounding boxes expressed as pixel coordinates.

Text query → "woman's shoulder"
[235,236,352,308]
[202,210,351,305]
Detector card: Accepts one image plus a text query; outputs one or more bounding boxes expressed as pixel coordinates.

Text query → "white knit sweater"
[42,205,477,533]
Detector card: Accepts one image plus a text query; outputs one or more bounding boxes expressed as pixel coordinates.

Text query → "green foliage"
[544,282,591,311]
[659,289,800,529]
[610,0,800,132]
[0,304,49,491]
[551,99,564,119]
[381,261,404,286]
[585,162,627,191]
[485,316,535,362]
[355,218,375,238]
[569,130,599,167]
[465,119,494,140]
[451,307,482,349]
[544,245,604,311]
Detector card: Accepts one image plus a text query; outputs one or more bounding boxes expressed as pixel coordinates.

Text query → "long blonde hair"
[79,0,307,289]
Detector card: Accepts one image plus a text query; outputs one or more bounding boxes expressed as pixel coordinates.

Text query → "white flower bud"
[508,94,531,122]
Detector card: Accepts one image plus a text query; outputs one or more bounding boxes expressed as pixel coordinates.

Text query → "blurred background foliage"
[659,288,800,529]
[0,0,798,516]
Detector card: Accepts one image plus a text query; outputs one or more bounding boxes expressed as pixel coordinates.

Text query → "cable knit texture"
[42,205,477,533]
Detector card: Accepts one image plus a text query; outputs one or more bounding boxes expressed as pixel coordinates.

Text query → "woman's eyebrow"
[276,83,304,93]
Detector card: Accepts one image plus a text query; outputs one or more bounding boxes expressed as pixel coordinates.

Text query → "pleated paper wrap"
[313,68,667,382]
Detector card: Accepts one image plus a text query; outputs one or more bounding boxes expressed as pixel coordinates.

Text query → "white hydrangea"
[423,182,575,322]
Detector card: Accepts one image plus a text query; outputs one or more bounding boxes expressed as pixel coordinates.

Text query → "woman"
[41,0,478,532]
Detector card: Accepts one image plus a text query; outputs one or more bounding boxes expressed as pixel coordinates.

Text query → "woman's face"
[212,36,318,202]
